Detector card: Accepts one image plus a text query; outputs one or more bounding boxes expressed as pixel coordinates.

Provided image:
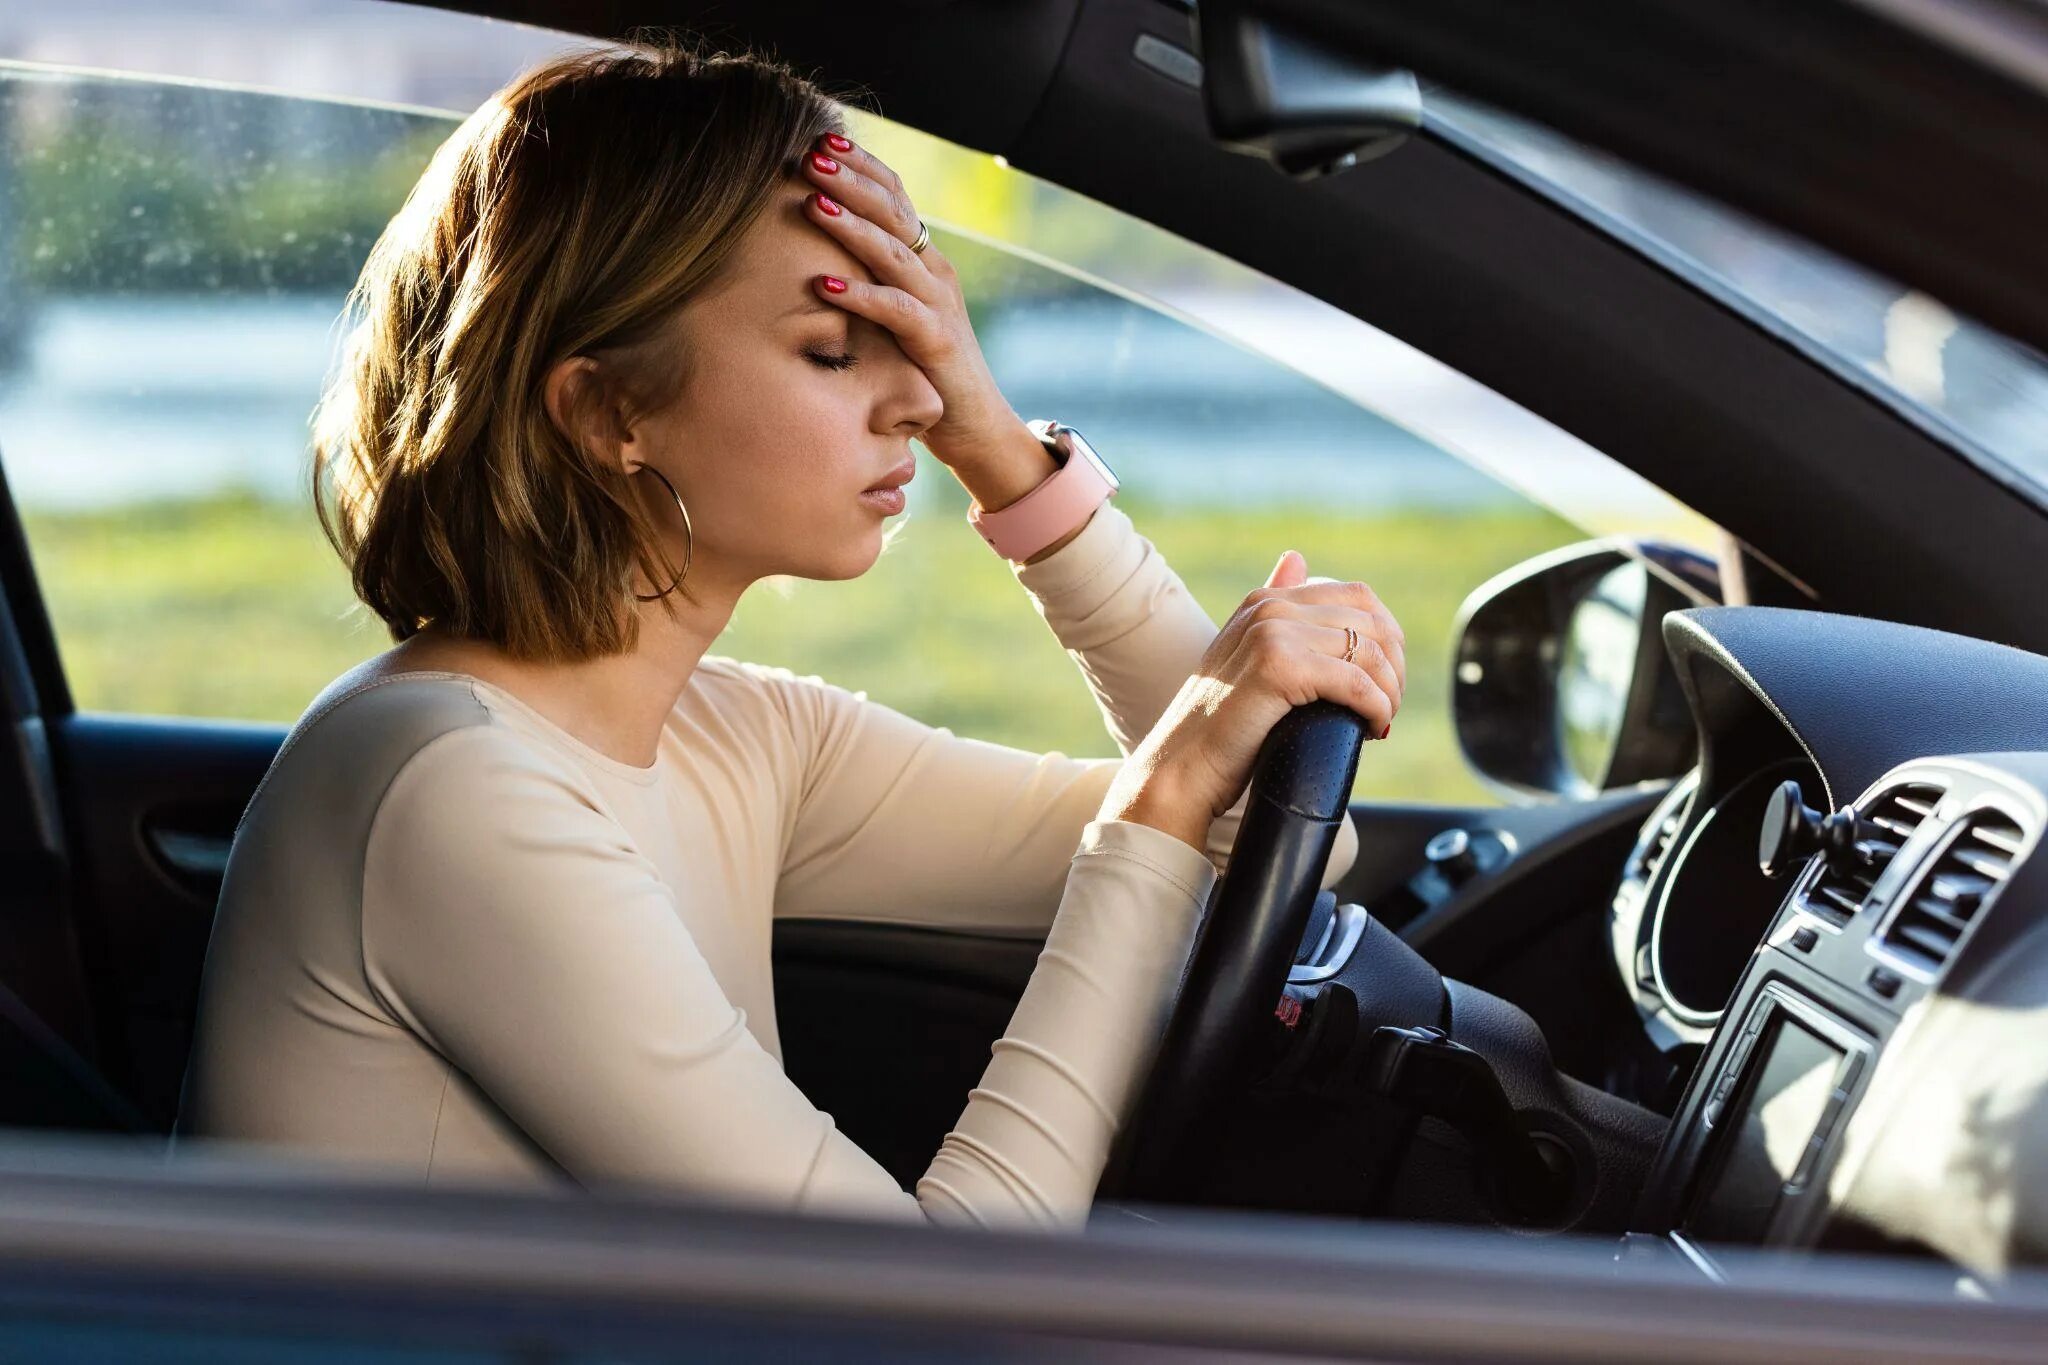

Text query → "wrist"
[1113,800,1211,856]
[939,417,1059,513]
[1100,761,1211,854]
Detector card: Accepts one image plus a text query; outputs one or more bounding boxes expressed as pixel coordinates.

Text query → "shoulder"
[690,653,871,734]
[367,718,633,880]
[235,672,490,846]
[242,670,603,856]
[693,652,855,698]
[219,671,616,978]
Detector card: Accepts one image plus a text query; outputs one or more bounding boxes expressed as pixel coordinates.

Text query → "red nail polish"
[1381,721,1393,740]
[809,152,839,174]
[820,275,847,294]
[826,134,852,153]
[815,192,841,216]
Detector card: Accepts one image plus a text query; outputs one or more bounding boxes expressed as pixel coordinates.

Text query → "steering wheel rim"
[1105,700,1368,1204]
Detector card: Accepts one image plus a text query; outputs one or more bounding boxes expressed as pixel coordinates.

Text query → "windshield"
[1430,91,2048,504]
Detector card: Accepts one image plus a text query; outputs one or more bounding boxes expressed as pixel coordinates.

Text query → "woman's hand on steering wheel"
[1101,549,1404,851]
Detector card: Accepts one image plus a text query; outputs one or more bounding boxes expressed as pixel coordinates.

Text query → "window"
[1433,93,2048,500]
[0,3,579,723]
[0,2,1714,808]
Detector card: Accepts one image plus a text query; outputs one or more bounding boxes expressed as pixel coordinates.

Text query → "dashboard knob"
[1425,827,1481,884]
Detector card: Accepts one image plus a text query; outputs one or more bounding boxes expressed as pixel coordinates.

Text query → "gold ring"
[1341,626,1359,665]
[909,218,931,253]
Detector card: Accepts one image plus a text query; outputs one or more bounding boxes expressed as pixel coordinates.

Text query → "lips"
[863,458,916,493]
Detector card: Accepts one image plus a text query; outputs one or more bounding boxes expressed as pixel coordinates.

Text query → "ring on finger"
[1341,626,1360,665]
[908,218,930,254]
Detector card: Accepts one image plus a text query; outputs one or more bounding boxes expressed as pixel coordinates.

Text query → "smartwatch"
[967,419,1120,562]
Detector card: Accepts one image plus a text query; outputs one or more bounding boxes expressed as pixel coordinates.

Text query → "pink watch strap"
[968,421,1118,562]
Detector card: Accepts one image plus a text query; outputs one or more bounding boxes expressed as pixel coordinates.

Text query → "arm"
[770,501,1357,929]
[362,724,1211,1226]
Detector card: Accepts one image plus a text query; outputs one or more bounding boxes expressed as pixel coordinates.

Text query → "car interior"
[7,0,2048,1294]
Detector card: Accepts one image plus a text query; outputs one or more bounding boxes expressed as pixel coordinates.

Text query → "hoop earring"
[630,464,694,602]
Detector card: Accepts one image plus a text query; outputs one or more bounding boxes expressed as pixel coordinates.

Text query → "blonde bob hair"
[312,35,851,661]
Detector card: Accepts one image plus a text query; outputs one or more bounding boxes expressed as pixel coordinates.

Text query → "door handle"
[145,826,233,880]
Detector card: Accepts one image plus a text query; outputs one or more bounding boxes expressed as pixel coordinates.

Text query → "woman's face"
[623,173,945,594]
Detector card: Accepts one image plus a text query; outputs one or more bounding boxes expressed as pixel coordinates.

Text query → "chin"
[804,527,889,582]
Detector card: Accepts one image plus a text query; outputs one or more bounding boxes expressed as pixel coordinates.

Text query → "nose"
[876,340,944,439]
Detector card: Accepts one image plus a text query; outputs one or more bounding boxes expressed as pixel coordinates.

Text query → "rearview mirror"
[1451,541,1718,800]
[1195,1,1421,179]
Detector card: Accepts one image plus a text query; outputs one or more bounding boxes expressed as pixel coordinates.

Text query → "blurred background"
[0,0,1819,807]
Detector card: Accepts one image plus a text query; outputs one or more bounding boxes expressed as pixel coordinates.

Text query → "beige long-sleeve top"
[176,503,1359,1226]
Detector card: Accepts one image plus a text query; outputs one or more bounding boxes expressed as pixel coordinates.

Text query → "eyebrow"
[778,298,842,322]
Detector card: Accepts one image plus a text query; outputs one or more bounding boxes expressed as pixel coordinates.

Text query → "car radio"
[1678,984,1873,1246]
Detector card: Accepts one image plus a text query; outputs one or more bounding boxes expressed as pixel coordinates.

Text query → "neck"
[395,566,747,771]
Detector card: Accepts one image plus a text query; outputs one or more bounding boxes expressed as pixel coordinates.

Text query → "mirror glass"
[1556,561,1647,791]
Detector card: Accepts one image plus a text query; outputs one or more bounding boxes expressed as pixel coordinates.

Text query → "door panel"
[773,921,1042,1190]
[47,714,285,1127]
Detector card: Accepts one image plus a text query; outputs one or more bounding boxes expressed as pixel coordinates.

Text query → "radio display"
[1685,1013,1846,1244]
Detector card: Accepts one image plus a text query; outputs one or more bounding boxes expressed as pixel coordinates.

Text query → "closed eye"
[803,346,860,372]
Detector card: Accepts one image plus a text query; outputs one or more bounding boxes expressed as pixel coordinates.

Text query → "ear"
[543,354,634,476]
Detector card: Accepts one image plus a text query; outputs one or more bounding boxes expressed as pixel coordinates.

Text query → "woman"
[176,38,1404,1228]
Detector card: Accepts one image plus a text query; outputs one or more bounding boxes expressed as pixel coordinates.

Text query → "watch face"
[1059,426,1119,491]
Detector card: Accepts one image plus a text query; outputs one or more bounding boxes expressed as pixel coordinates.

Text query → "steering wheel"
[1105,700,1368,1203]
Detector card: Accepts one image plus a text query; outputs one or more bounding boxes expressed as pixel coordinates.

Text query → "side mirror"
[1451,540,1718,800]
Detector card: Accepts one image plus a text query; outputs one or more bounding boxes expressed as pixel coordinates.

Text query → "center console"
[1628,757,2041,1271]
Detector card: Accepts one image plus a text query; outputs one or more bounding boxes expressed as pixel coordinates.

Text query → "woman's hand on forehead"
[798,132,1029,473]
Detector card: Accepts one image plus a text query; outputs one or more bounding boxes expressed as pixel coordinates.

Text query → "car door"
[7,1139,2047,1362]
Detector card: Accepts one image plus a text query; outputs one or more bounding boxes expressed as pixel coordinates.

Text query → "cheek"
[748,385,872,485]
[757,385,858,451]
[699,417,866,531]
[676,353,874,525]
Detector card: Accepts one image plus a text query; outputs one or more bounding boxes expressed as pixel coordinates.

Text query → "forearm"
[1012,503,1219,755]
[914,817,1213,1225]
[936,416,1090,566]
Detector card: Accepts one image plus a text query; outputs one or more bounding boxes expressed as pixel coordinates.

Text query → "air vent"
[1801,784,1941,923]
[1877,809,2024,975]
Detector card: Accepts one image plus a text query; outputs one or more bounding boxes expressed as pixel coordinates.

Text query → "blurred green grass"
[21,491,1582,806]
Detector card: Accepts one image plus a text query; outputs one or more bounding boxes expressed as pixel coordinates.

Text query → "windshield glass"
[1430,92,2048,504]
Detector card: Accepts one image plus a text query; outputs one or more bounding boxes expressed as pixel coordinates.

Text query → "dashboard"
[1610,606,2048,1275]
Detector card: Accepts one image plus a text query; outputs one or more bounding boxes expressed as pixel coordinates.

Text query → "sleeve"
[360,724,1211,1227]
[769,501,1357,929]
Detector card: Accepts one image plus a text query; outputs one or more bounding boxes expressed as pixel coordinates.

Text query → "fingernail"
[826,134,853,153]
[820,275,847,294]
[809,152,839,174]
[1381,722,1393,740]
[815,192,841,216]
